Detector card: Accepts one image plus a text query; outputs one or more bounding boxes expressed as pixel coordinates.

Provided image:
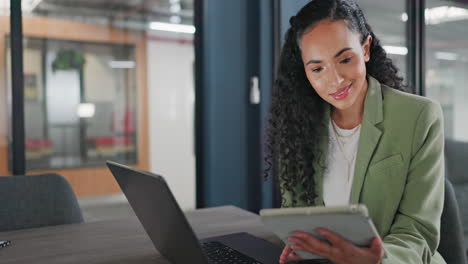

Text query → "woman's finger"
[279,246,293,264]
[287,249,302,261]
[369,236,384,259]
[316,228,352,251]
[280,245,303,263]
[291,231,333,257]
[279,245,303,264]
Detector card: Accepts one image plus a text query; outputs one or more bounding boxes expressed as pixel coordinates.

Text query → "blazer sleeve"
[381,101,445,264]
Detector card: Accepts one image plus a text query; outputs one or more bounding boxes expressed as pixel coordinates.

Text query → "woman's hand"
[279,245,302,264]
[286,228,384,264]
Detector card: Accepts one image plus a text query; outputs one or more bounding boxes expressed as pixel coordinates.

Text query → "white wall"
[84,52,119,103]
[46,51,81,125]
[147,38,196,210]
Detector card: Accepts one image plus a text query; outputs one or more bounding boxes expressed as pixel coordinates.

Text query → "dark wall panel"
[260,0,275,210]
[196,0,260,211]
[195,0,307,211]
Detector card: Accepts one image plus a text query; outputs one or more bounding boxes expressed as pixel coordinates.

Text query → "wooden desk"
[0,206,283,264]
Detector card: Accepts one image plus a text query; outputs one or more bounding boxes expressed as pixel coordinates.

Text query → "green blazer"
[280,75,446,264]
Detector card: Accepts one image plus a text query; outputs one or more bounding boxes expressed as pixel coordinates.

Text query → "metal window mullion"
[418,0,426,96]
[406,0,425,96]
[272,0,281,208]
[194,0,205,209]
[10,0,25,175]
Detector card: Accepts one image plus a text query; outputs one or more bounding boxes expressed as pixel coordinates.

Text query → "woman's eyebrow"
[305,47,352,65]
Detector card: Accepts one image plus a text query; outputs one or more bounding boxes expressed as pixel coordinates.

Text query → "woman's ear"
[363,35,372,62]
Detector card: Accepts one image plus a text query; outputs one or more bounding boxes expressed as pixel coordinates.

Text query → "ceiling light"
[383,46,408,55]
[109,61,135,69]
[401,13,408,22]
[149,22,196,34]
[425,6,468,25]
[435,52,458,61]
[401,6,468,25]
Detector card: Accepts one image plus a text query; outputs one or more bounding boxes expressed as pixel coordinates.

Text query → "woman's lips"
[330,83,352,100]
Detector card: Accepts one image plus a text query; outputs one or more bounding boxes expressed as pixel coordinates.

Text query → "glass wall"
[6,37,138,170]
[0,0,11,176]
[357,0,408,83]
[2,0,196,210]
[425,0,468,141]
[425,0,468,253]
[7,1,150,197]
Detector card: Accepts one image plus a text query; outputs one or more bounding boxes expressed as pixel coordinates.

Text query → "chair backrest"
[439,178,467,264]
[445,139,468,185]
[0,173,83,232]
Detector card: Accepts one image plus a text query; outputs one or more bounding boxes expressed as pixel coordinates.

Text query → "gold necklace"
[330,120,360,182]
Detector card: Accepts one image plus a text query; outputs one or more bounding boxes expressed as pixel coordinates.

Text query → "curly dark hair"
[264,0,406,207]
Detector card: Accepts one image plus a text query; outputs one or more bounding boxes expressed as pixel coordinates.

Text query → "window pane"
[425,0,468,253]
[425,0,468,141]
[2,0,196,207]
[6,38,137,170]
[4,3,147,196]
[9,24,141,172]
[0,1,11,176]
[357,0,408,84]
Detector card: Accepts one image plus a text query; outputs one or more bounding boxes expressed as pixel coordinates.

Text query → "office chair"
[445,138,468,257]
[0,173,83,232]
[438,178,467,264]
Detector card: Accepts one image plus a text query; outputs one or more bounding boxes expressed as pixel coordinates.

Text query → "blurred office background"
[1,0,196,219]
[0,0,467,253]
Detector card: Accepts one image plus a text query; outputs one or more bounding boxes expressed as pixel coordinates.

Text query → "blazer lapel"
[350,76,384,204]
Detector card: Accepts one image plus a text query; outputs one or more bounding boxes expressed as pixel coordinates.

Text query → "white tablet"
[260,204,383,260]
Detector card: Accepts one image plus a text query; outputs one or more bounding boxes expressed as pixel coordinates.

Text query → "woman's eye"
[312,67,323,73]
[340,57,352,64]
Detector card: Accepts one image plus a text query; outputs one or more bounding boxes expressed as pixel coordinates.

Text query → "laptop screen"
[107,161,208,264]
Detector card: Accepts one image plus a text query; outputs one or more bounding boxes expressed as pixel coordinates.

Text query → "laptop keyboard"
[201,241,262,264]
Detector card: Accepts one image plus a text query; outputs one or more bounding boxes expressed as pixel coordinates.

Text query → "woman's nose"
[327,67,344,87]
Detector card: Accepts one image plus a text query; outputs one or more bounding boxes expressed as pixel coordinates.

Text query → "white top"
[323,119,361,206]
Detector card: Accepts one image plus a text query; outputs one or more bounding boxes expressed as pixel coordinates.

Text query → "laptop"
[106,161,282,264]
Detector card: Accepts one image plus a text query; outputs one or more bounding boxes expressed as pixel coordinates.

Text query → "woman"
[264,0,446,263]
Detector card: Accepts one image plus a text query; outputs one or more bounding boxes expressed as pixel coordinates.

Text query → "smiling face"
[299,19,372,112]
